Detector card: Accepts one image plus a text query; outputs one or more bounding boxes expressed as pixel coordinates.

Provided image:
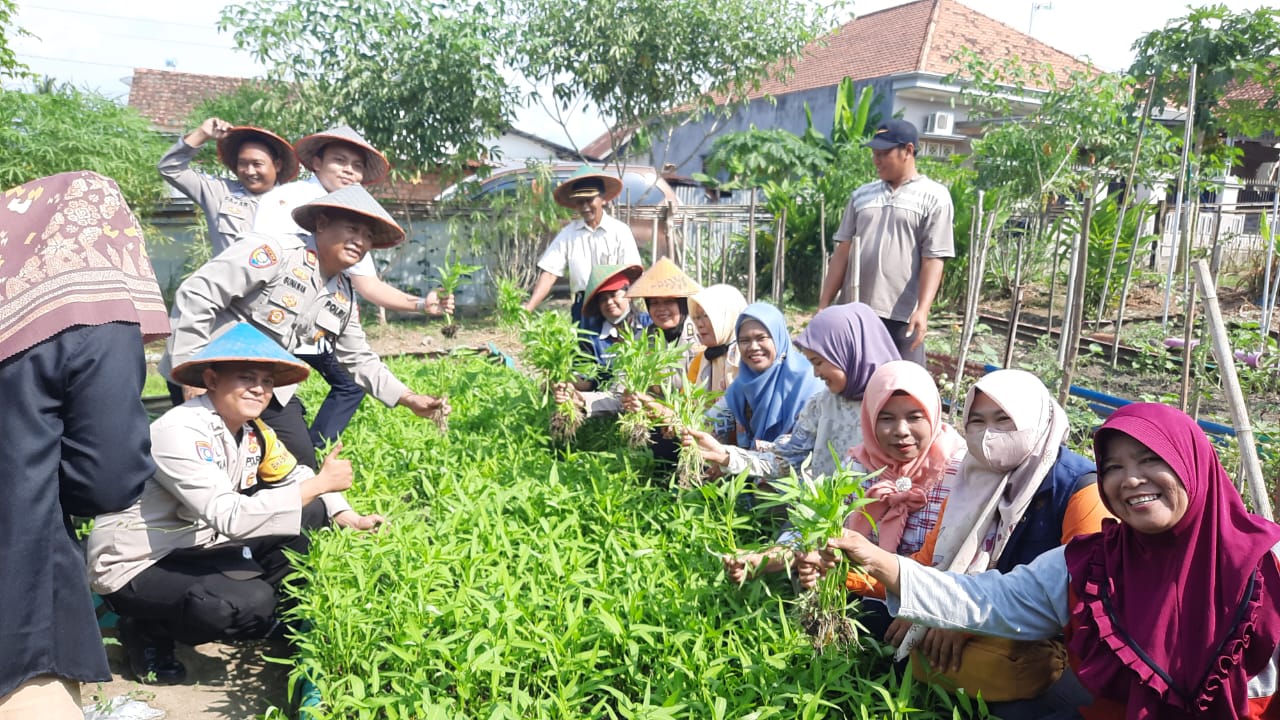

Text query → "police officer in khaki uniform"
[159,184,450,469]
[158,117,300,255]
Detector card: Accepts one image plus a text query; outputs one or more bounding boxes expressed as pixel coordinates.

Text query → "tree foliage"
[0,83,169,213]
[219,0,518,173]
[0,0,32,82]
[1129,4,1280,144]
[516,0,843,160]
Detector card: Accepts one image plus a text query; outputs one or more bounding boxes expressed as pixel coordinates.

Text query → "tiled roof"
[752,0,1092,100]
[1224,78,1273,103]
[127,68,248,134]
[585,0,1094,155]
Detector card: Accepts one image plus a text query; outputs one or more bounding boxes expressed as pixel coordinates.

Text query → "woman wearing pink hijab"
[826,402,1280,719]
[844,360,965,557]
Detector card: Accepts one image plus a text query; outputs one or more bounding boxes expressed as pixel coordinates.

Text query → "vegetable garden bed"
[278,355,982,719]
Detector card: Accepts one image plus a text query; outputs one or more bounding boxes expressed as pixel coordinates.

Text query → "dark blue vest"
[995,446,1098,574]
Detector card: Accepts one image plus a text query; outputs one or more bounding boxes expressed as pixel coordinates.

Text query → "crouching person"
[87,323,382,684]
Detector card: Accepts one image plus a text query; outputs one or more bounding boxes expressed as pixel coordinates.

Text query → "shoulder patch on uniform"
[304,249,317,267]
[249,245,278,268]
[195,440,215,463]
[267,308,286,325]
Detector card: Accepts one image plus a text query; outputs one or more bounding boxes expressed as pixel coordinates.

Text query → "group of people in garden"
[2,114,1278,720]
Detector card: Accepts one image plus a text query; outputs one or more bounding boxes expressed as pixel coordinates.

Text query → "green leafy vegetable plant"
[756,455,881,653]
[661,380,713,487]
[435,246,483,338]
[607,327,686,448]
[519,310,597,442]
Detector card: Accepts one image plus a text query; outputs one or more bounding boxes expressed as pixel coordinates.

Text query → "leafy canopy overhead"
[1129,3,1280,142]
[516,0,843,158]
[219,0,517,174]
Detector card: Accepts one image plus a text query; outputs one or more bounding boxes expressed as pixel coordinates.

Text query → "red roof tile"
[922,0,1093,83]
[127,68,248,134]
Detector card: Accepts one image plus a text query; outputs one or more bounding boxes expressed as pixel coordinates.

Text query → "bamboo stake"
[952,189,987,422]
[747,193,757,302]
[1161,64,1197,332]
[1111,205,1150,368]
[1059,192,1094,406]
[819,196,828,294]
[1194,259,1273,520]
[776,208,788,306]
[1004,206,1040,368]
[1094,83,1156,329]
[1260,184,1280,351]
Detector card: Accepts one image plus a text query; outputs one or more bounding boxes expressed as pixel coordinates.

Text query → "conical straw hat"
[216,126,300,184]
[626,257,702,299]
[582,263,643,317]
[171,322,311,388]
[294,125,390,185]
[291,184,405,248]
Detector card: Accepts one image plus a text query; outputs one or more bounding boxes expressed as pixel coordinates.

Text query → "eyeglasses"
[735,334,773,349]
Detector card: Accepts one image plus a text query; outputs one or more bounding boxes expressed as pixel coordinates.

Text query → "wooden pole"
[775,208,788,305]
[1161,64,1197,331]
[952,189,987,421]
[1194,259,1273,520]
[1059,192,1094,406]
[819,196,828,294]
[1094,83,1156,329]
[747,193,757,302]
[1111,205,1150,368]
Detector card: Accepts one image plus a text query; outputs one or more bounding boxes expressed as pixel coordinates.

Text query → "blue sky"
[8,0,1273,148]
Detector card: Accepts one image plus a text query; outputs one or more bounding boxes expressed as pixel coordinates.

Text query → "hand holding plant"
[435,246,482,338]
[520,310,598,442]
[662,380,714,487]
[608,328,686,447]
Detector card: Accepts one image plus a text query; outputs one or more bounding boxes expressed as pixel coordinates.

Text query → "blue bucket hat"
[171,322,311,388]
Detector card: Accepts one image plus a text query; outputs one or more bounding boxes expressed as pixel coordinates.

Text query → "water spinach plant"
[757,457,881,653]
[661,379,714,487]
[280,356,992,720]
[435,247,483,338]
[518,309,597,442]
[607,327,687,448]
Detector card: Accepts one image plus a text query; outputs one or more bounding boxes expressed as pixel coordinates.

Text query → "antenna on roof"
[1028,1,1053,35]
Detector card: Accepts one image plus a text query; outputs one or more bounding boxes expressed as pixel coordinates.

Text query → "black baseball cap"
[864,119,919,150]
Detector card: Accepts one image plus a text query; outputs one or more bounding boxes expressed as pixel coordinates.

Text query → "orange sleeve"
[847,498,948,599]
[1060,482,1114,545]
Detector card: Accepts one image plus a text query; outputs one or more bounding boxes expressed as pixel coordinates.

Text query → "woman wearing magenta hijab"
[822,402,1280,719]
[685,302,894,481]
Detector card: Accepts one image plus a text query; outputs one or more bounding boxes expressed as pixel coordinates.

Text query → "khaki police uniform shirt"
[86,396,351,595]
[158,139,259,255]
[158,231,409,407]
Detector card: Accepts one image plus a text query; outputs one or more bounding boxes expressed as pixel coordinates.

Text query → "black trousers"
[105,500,329,646]
[298,352,366,450]
[881,318,926,366]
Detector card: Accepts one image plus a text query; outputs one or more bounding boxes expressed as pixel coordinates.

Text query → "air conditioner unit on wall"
[923,111,954,136]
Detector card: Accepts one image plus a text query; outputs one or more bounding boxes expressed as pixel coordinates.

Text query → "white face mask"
[966,426,1037,473]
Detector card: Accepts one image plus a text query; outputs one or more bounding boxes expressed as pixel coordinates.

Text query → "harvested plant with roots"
[757,457,881,653]
[435,246,483,338]
[519,310,597,443]
[608,328,686,448]
[662,380,713,487]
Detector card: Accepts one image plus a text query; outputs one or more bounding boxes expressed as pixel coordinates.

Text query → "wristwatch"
[414,297,427,313]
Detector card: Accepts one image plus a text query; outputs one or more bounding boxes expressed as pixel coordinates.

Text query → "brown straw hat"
[294,125,390,185]
[171,323,311,389]
[553,165,624,209]
[291,185,405,249]
[626,257,702,299]
[216,127,300,184]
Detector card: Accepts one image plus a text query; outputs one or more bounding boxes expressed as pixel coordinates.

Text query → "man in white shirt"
[523,165,642,321]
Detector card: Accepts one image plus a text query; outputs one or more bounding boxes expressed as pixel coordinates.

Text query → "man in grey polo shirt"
[818,119,954,365]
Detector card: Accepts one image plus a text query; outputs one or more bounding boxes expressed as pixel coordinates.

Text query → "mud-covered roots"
[796,591,859,653]
[619,412,652,448]
[674,445,706,488]
[550,402,584,442]
[428,404,449,433]
[440,324,459,338]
